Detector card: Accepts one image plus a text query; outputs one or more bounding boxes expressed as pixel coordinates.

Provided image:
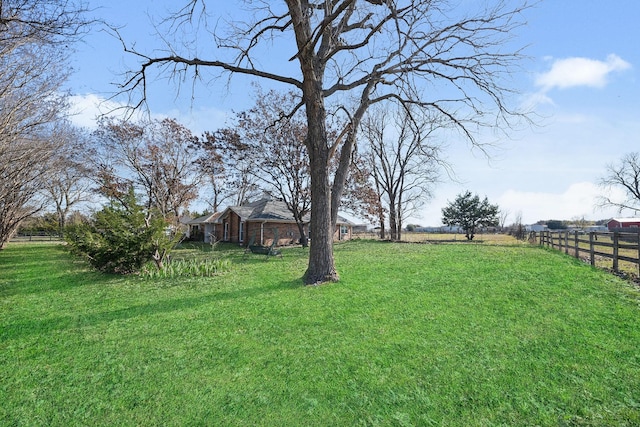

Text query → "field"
[2,240,640,426]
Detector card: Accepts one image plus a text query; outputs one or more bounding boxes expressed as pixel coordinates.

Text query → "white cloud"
[68,94,230,133]
[164,106,231,135]
[535,54,631,92]
[497,182,626,223]
[68,94,152,129]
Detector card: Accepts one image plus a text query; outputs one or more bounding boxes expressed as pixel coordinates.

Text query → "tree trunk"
[296,221,308,247]
[305,150,338,283]
[389,202,398,241]
[396,197,403,241]
[302,84,338,285]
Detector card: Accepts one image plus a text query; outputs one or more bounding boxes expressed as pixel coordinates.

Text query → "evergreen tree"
[65,189,180,274]
[442,191,499,240]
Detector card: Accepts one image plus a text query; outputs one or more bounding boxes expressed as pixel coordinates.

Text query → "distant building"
[526,224,547,232]
[606,218,640,231]
[187,198,353,245]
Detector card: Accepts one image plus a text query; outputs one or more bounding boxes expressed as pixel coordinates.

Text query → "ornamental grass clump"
[140,258,230,279]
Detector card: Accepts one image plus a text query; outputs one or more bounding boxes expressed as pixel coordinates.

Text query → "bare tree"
[196,129,263,209]
[337,151,383,229]
[0,0,90,47]
[498,209,510,231]
[361,107,442,241]
[92,117,203,225]
[598,152,640,214]
[508,210,526,240]
[193,132,235,212]
[43,123,94,233]
[118,0,532,283]
[0,3,92,248]
[226,89,312,246]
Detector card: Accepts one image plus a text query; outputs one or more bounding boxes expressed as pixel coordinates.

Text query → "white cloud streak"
[68,94,230,134]
[497,182,626,223]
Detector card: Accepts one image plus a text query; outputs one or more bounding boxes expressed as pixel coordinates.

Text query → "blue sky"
[68,1,639,226]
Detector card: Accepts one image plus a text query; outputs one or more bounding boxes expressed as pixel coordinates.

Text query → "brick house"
[188,198,353,246]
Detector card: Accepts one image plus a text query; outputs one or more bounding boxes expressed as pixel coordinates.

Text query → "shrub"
[65,189,180,274]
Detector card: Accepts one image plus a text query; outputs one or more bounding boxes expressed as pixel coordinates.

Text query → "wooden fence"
[11,232,62,242]
[533,230,640,275]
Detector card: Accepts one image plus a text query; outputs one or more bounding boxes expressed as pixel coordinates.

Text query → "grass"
[1,240,640,426]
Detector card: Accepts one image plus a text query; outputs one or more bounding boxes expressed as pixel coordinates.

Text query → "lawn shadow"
[0,245,104,297]
[2,277,303,342]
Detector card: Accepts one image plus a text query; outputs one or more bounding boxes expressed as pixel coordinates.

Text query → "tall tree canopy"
[119,0,531,283]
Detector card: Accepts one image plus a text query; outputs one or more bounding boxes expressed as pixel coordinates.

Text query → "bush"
[65,190,180,274]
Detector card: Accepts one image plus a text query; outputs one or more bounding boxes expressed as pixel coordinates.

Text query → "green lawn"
[1,240,639,426]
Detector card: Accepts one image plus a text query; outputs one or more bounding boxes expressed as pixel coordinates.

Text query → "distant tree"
[93,117,202,226]
[498,209,510,231]
[338,151,384,231]
[598,152,640,214]
[18,213,59,236]
[0,1,91,249]
[571,216,591,230]
[361,107,442,241]
[546,220,565,230]
[43,123,94,233]
[195,129,262,211]
[508,211,526,240]
[442,191,499,240]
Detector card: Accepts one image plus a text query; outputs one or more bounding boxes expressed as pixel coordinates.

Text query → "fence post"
[589,232,595,266]
[612,232,619,273]
[564,231,569,254]
[574,231,579,259]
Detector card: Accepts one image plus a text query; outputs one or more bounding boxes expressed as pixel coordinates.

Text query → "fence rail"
[11,232,62,242]
[533,230,640,276]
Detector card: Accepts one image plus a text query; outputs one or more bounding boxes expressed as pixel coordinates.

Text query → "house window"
[239,222,245,242]
[224,222,229,241]
[340,225,348,240]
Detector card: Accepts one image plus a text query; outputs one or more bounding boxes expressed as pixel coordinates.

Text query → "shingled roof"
[190,198,353,225]
[230,198,310,222]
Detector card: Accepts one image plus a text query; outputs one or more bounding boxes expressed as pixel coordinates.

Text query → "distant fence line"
[532,230,640,276]
[11,232,62,242]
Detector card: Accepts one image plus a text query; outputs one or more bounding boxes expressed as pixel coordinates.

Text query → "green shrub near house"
[1,240,639,426]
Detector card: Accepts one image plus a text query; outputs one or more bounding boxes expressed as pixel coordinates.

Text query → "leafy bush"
[65,189,180,274]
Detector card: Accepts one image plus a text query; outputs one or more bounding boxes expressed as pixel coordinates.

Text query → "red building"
[606,218,640,231]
